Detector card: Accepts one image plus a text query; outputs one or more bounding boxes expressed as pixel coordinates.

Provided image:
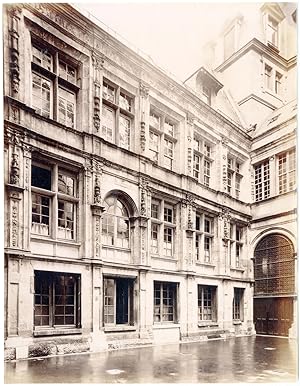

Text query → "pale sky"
[74,1,249,81]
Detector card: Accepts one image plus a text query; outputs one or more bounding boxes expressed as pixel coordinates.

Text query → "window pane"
[102,106,115,142]
[119,115,130,150]
[58,88,75,128]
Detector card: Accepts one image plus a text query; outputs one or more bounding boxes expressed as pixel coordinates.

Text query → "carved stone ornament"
[10,153,20,185]
[186,113,195,125]
[8,6,21,96]
[139,82,149,98]
[140,121,146,151]
[93,95,101,131]
[221,136,229,146]
[92,52,104,70]
[94,175,101,204]
[219,208,231,240]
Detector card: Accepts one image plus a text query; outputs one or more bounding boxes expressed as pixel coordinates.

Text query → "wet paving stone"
[4,336,298,383]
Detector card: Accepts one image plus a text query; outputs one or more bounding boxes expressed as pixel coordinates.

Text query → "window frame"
[103,277,135,327]
[193,134,213,187]
[148,107,177,170]
[277,149,296,195]
[232,287,244,321]
[198,285,217,323]
[101,78,134,150]
[31,160,79,241]
[153,281,178,324]
[195,212,214,264]
[31,40,79,128]
[254,160,270,201]
[34,270,81,330]
[227,156,243,199]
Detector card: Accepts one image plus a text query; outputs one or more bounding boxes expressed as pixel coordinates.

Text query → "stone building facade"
[3,3,296,360]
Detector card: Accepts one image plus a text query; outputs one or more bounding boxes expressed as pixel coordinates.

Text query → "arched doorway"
[253,233,295,336]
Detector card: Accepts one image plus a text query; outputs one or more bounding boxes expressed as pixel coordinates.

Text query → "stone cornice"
[215,38,296,73]
[25,3,251,141]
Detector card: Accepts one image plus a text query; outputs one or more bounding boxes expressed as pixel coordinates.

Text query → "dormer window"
[267,15,279,47]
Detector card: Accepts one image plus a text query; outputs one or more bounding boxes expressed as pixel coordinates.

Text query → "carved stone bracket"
[139,82,149,98]
[91,204,105,217]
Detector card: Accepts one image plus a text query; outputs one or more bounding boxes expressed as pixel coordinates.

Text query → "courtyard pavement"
[4,335,298,383]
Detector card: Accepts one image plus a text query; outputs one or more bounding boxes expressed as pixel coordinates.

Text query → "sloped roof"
[253,99,297,137]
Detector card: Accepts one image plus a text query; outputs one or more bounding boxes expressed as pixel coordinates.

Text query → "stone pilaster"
[8,5,21,98]
[139,82,149,153]
[92,53,105,134]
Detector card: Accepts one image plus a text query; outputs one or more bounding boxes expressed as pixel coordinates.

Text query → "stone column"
[218,208,231,276]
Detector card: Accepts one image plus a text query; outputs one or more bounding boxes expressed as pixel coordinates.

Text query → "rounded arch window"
[254,233,295,295]
[102,196,130,248]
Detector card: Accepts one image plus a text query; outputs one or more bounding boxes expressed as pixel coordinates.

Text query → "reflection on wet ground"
[5,335,298,383]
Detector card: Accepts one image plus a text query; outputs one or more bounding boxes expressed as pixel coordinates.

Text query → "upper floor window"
[195,213,214,264]
[102,196,130,248]
[230,224,244,269]
[254,160,270,201]
[31,161,78,240]
[149,108,177,170]
[264,64,283,96]
[267,15,279,47]
[101,79,134,150]
[193,135,213,187]
[227,156,242,199]
[150,198,176,258]
[31,42,78,128]
[278,149,296,194]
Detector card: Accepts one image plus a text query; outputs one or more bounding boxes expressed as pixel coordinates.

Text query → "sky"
[74,1,249,81]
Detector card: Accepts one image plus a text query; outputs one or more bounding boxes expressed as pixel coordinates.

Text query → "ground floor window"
[198,285,217,322]
[34,271,81,328]
[233,287,244,321]
[103,277,134,326]
[154,281,178,323]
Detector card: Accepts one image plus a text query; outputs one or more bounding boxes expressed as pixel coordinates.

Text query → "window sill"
[233,320,243,325]
[151,255,177,262]
[102,245,130,252]
[153,323,180,329]
[230,266,245,272]
[196,262,215,267]
[198,322,219,328]
[33,328,82,337]
[104,325,136,333]
[30,235,81,246]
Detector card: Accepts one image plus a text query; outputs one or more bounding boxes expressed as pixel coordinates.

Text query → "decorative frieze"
[30,3,92,45]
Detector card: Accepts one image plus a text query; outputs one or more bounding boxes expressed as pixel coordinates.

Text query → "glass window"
[265,64,272,90]
[31,44,78,126]
[278,149,296,194]
[119,93,132,112]
[58,87,75,128]
[233,288,244,321]
[59,60,76,83]
[255,161,270,201]
[102,196,130,248]
[103,278,134,326]
[267,15,278,46]
[32,73,51,118]
[32,45,53,71]
[102,105,115,142]
[275,72,282,95]
[119,115,131,150]
[198,285,217,322]
[154,282,177,323]
[34,271,80,328]
[102,82,115,103]
[149,131,159,163]
[31,163,77,240]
